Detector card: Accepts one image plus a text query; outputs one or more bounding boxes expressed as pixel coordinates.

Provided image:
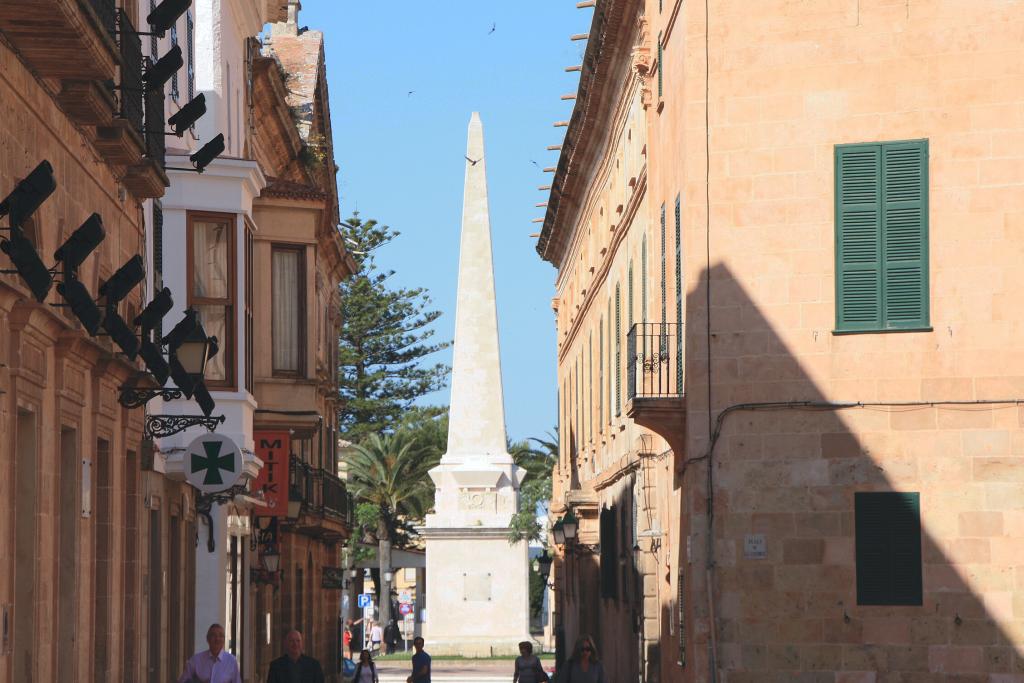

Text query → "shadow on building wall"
[673,263,1024,680]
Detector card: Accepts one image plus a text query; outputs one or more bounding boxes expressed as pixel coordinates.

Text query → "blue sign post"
[357,593,371,609]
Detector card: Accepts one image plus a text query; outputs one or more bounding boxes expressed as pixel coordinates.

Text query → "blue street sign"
[357,593,371,609]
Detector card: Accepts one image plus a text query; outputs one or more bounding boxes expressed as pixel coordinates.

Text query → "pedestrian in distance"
[344,617,364,660]
[176,623,242,683]
[406,636,431,683]
[369,619,384,655]
[352,649,379,683]
[513,640,549,683]
[267,629,325,683]
[561,635,606,683]
[384,618,402,654]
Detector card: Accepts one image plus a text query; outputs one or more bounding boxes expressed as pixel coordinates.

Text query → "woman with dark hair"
[562,635,606,683]
[352,649,379,683]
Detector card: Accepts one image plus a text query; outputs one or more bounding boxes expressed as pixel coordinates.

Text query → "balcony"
[0,0,120,80]
[94,10,145,167]
[122,84,169,198]
[287,456,350,542]
[625,322,685,460]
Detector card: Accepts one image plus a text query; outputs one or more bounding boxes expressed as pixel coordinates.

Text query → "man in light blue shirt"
[177,623,242,683]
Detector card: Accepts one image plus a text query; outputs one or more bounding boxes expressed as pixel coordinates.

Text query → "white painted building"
[138,0,288,670]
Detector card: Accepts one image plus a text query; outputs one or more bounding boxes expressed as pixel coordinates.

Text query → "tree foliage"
[337,214,450,443]
[345,431,441,548]
[507,430,558,544]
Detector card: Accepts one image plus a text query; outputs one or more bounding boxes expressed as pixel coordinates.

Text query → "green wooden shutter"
[835,144,883,330]
[855,492,922,606]
[882,141,929,329]
[657,33,663,98]
[661,203,667,322]
[608,299,613,425]
[615,284,621,416]
[598,320,603,428]
[627,262,634,328]
[675,195,683,394]
[641,234,648,323]
[836,140,928,332]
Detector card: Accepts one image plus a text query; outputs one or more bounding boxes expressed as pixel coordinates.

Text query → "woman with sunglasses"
[562,635,606,683]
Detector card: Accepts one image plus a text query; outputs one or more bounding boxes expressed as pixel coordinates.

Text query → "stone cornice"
[537,0,644,267]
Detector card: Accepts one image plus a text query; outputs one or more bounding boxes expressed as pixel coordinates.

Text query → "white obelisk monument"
[421,113,530,656]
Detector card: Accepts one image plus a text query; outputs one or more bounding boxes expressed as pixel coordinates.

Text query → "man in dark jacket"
[267,630,325,683]
[383,619,402,655]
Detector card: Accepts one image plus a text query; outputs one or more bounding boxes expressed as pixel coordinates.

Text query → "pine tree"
[337,215,450,442]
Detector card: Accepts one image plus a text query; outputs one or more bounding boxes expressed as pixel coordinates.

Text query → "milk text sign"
[185,433,242,493]
[252,431,290,516]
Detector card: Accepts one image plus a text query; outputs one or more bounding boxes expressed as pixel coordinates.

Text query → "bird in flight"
[465,156,482,166]
[530,159,539,167]
[488,22,496,34]
[407,90,415,97]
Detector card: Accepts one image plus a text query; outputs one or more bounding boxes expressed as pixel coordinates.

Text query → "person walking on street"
[383,619,402,655]
[562,635,606,683]
[513,641,549,683]
[177,623,241,683]
[406,636,431,683]
[267,630,325,683]
[352,649,379,683]
[369,620,384,655]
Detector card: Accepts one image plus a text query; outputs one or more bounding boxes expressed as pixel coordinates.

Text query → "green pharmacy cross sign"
[185,433,243,493]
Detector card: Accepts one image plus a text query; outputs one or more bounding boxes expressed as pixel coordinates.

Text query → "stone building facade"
[0,0,193,680]
[538,1,1024,681]
[248,13,356,678]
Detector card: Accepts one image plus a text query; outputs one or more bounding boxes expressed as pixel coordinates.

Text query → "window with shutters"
[678,565,686,667]
[835,140,930,333]
[855,492,922,606]
[641,235,648,322]
[615,285,621,416]
[674,194,683,393]
[627,261,634,328]
[657,32,663,98]
[170,22,179,100]
[599,506,618,599]
[186,12,194,102]
[598,320,603,430]
[152,200,164,342]
[660,203,667,322]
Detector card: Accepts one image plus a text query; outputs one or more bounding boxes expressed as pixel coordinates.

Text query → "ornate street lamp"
[562,510,579,541]
[552,518,566,546]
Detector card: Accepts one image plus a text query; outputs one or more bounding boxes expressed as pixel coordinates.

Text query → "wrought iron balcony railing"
[116,10,143,133]
[144,84,166,165]
[289,456,348,521]
[626,322,683,400]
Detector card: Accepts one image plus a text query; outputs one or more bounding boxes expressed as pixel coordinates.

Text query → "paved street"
[372,658,553,682]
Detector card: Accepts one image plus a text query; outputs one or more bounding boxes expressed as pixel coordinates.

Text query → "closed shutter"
[152,200,163,341]
[678,565,686,667]
[882,143,929,328]
[855,492,922,605]
[835,140,928,331]
[641,235,648,323]
[615,285,621,416]
[660,203,667,322]
[835,144,882,329]
[674,195,683,394]
[600,506,618,599]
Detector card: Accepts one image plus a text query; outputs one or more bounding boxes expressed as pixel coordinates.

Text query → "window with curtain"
[189,213,234,386]
[272,246,304,375]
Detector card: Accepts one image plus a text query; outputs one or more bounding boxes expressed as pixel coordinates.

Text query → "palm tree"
[346,430,440,625]
[508,430,559,543]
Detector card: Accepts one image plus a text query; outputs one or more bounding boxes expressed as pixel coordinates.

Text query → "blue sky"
[301,2,588,442]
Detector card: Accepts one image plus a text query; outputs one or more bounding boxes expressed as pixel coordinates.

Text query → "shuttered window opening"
[615,285,622,416]
[835,140,929,332]
[674,194,683,394]
[855,492,922,606]
[678,565,686,667]
[599,506,618,599]
[641,234,648,323]
[660,203,667,322]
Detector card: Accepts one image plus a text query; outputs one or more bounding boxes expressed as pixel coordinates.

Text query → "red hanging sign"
[253,431,290,517]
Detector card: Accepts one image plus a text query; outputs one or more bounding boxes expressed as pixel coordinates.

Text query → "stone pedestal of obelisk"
[420,113,531,656]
